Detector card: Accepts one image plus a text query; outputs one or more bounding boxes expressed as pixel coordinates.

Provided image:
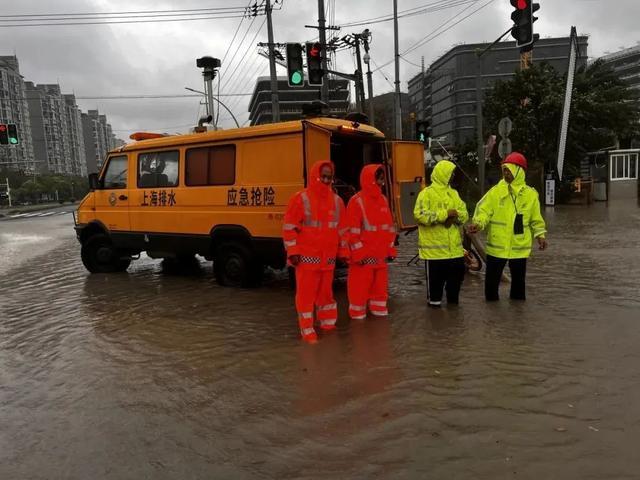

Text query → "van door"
[387,141,425,230]
[303,121,331,183]
[94,154,131,232]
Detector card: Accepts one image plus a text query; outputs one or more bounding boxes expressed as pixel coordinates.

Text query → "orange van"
[74,117,425,286]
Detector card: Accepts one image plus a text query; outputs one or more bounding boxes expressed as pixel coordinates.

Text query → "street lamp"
[184,87,240,129]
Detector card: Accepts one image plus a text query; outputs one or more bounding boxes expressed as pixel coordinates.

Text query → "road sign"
[545,178,555,206]
[498,138,512,159]
[498,117,512,138]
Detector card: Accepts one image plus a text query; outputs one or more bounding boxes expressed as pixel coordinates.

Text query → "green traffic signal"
[290,70,303,85]
[286,43,304,87]
[7,124,19,145]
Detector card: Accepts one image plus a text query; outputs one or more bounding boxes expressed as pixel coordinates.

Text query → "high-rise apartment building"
[64,94,87,176]
[0,56,35,172]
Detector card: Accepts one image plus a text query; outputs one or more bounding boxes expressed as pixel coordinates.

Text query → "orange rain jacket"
[282,161,349,270]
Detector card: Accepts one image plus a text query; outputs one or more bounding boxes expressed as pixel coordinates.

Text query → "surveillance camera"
[196,56,221,69]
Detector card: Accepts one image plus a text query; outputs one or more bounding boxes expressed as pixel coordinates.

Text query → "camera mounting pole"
[196,56,221,128]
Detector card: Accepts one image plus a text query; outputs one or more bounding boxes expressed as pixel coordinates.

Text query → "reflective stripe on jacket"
[472,164,546,259]
[346,164,397,266]
[282,160,349,270]
[413,160,468,260]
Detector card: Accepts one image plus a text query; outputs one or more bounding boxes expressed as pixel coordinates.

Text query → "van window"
[138,150,179,188]
[186,145,235,186]
[102,156,128,189]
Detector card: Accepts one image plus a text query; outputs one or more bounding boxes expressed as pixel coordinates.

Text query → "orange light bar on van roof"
[129,132,166,141]
[338,124,374,136]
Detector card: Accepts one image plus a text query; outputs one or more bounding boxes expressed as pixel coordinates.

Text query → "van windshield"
[330,135,386,204]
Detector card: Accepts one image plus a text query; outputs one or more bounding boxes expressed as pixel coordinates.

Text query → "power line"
[337,0,476,28]
[372,0,494,73]
[220,17,267,93]
[217,2,252,126]
[0,14,249,27]
[403,0,497,56]
[74,94,252,100]
[0,6,250,18]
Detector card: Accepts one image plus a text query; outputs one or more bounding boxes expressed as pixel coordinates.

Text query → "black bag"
[513,213,524,235]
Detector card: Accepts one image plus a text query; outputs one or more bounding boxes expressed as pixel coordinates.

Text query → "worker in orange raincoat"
[346,165,397,320]
[283,161,349,343]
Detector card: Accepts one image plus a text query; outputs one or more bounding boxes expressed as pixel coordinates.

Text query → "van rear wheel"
[81,233,131,273]
[214,243,263,288]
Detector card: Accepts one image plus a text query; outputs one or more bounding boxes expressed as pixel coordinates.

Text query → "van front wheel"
[214,243,263,288]
[81,233,131,273]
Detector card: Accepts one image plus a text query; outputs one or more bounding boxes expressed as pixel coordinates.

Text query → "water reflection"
[1,202,640,478]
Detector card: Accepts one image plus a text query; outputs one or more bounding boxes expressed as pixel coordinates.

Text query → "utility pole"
[317,0,329,103]
[362,31,375,126]
[354,36,366,112]
[393,0,402,139]
[265,0,280,122]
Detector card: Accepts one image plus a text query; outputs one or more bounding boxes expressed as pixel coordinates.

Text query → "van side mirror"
[88,173,100,191]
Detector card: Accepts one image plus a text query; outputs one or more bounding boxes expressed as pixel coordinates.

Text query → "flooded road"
[1,203,639,479]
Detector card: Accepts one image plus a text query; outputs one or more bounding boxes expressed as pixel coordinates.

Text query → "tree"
[483,61,640,188]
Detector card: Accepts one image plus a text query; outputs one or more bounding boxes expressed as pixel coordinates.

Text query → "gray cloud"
[3,0,637,137]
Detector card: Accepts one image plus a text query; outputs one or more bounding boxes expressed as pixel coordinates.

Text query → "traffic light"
[510,0,540,51]
[416,120,429,144]
[286,43,304,87]
[306,42,324,86]
[7,124,18,145]
[0,124,8,145]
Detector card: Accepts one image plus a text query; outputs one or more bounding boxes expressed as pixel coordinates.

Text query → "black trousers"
[425,257,466,305]
[485,255,527,301]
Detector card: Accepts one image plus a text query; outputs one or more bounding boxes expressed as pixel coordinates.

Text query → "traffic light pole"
[266,0,281,122]
[354,38,366,112]
[475,26,514,195]
[393,0,402,139]
[317,0,329,104]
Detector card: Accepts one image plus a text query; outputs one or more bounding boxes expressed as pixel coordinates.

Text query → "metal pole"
[363,34,375,125]
[393,0,402,139]
[266,0,280,122]
[354,37,366,112]
[317,0,329,103]
[476,53,485,195]
[206,75,215,123]
[366,65,375,125]
[473,27,514,194]
[5,177,10,207]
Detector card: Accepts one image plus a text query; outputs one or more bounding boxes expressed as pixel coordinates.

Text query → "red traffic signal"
[0,123,8,145]
[510,0,539,51]
[306,42,324,86]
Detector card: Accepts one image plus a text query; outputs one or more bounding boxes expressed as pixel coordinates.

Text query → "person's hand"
[386,256,395,263]
[447,209,459,218]
[288,255,301,266]
[466,224,479,234]
[537,237,548,250]
[444,217,455,228]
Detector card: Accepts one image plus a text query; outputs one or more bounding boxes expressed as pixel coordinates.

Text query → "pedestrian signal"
[286,43,304,87]
[416,120,429,144]
[0,124,8,145]
[306,42,324,86]
[7,124,19,145]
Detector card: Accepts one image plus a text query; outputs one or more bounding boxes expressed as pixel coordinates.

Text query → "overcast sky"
[2,0,638,138]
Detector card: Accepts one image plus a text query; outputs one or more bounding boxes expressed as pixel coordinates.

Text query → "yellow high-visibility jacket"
[413,160,468,260]
[473,164,546,259]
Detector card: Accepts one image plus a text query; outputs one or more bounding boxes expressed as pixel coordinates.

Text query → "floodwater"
[1,202,639,479]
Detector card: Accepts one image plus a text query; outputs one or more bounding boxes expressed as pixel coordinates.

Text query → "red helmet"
[502,152,528,170]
